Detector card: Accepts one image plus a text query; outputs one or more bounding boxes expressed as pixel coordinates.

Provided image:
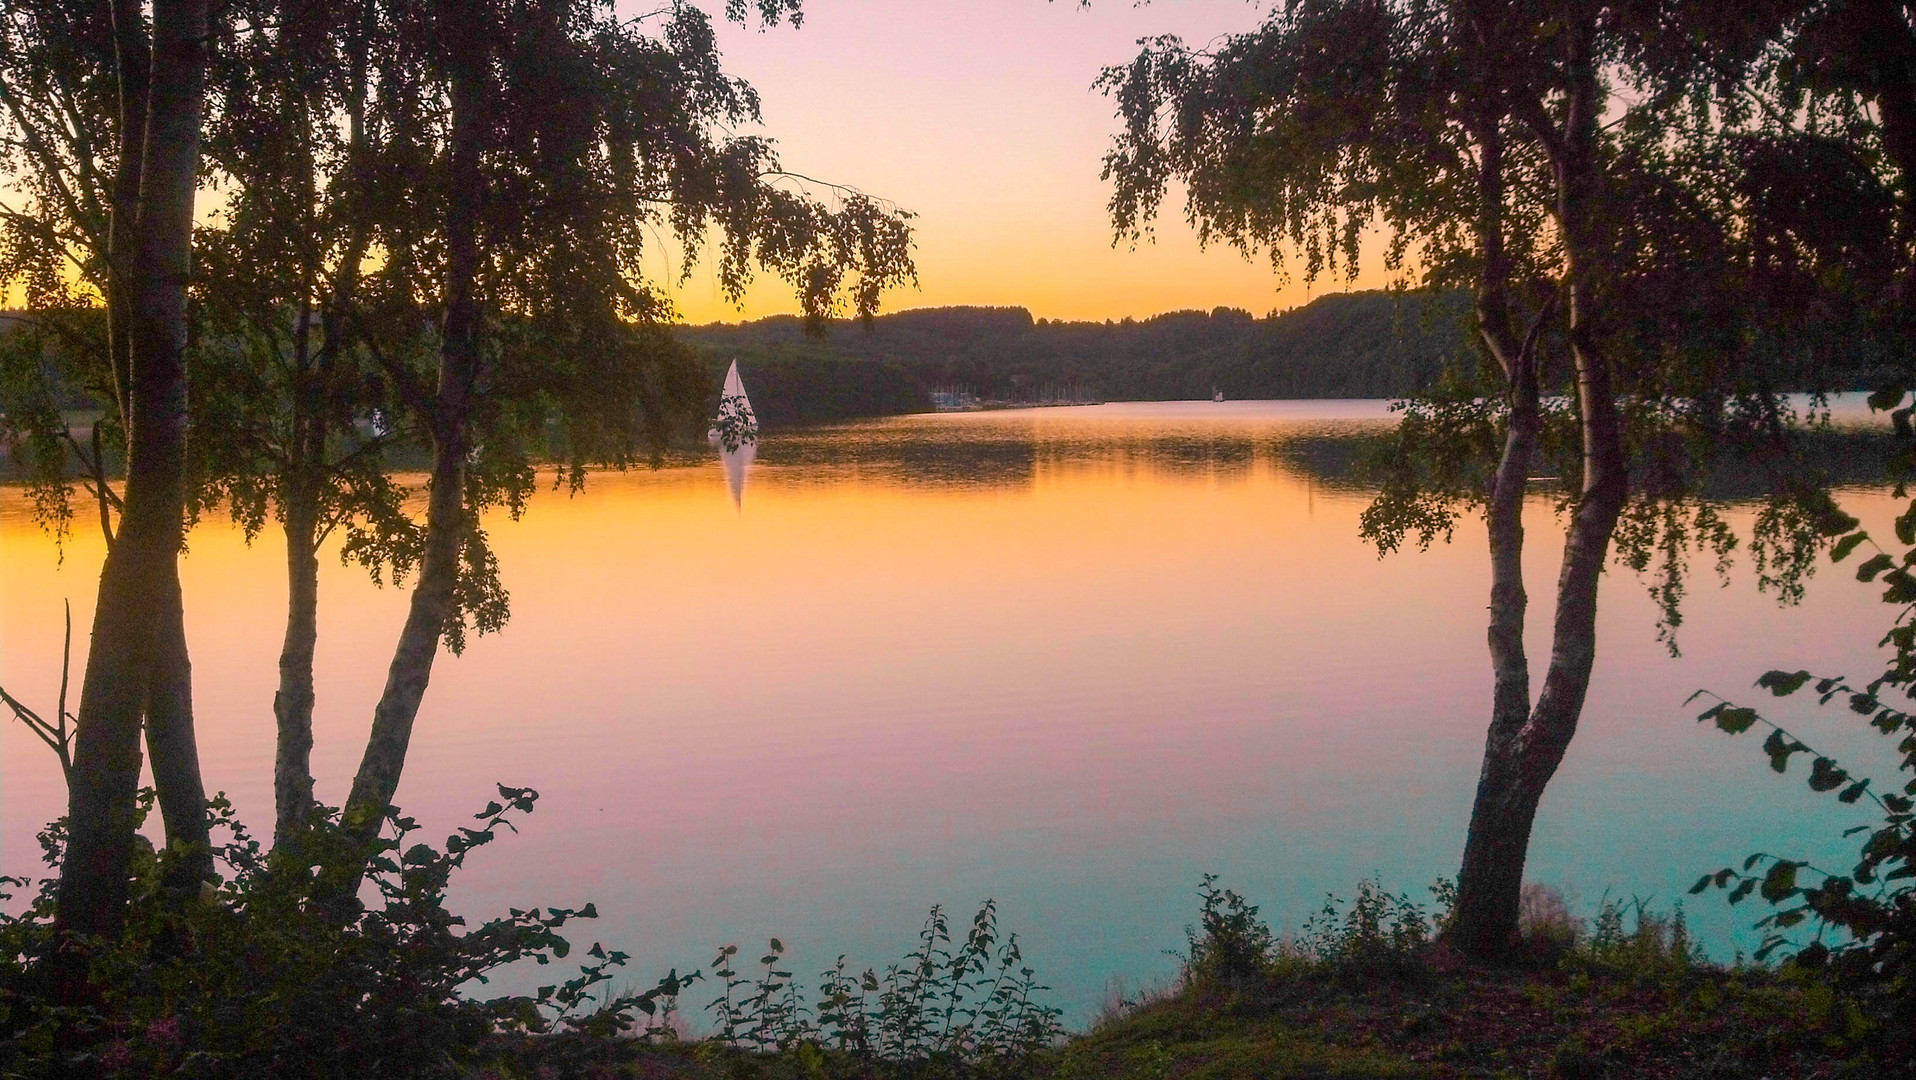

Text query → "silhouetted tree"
[1098,0,1888,958]
[11,0,218,952]
[332,0,916,849]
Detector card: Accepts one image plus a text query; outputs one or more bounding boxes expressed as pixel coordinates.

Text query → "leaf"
[1839,780,1871,804]
[1885,569,1916,603]
[1763,729,1804,772]
[1899,505,1916,546]
[1831,532,1869,563]
[1760,860,1800,901]
[1808,757,1848,793]
[1717,707,1759,735]
[1868,384,1907,412]
[1857,553,1895,582]
[1729,878,1756,905]
[1690,874,1713,895]
[1757,670,1812,697]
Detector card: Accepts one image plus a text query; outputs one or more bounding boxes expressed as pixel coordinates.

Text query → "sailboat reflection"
[707,359,759,508]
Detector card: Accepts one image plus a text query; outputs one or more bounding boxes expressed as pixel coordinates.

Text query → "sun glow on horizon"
[5,1,1414,325]
[645,0,1407,325]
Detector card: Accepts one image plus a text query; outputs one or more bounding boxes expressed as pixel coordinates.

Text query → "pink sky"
[652,0,1401,324]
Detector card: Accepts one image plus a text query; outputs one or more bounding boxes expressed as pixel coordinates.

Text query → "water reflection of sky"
[0,397,1905,1025]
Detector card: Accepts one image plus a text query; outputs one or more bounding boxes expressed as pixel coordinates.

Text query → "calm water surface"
[0,399,1900,1021]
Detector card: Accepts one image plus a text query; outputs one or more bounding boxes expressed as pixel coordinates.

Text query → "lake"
[0,399,1901,1023]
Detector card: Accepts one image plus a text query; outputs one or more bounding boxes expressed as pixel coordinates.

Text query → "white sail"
[709,359,759,508]
[708,359,759,450]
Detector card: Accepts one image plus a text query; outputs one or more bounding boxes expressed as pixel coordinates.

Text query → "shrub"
[1691,663,1914,1016]
[1685,433,1916,1030]
[0,786,685,1079]
[696,901,1064,1073]
[1294,876,1433,976]
[1182,874,1275,989]
[0,787,1068,1079]
[1567,896,1698,983]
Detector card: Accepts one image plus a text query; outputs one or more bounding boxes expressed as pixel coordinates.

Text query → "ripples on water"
[0,397,1901,1022]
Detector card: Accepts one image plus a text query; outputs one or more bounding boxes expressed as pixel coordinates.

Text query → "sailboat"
[1212,388,1225,402]
[708,359,759,507]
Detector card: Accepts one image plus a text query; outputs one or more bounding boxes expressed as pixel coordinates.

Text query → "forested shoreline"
[684,290,1473,417]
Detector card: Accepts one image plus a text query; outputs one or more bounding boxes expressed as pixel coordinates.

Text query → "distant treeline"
[683,290,1477,423]
[707,354,932,427]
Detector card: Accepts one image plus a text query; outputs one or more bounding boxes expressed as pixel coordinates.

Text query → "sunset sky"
[0,1,1409,323]
[655,0,1401,325]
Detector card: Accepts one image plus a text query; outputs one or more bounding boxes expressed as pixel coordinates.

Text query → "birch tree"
[1098,0,1875,958]
[33,0,216,949]
[330,0,916,848]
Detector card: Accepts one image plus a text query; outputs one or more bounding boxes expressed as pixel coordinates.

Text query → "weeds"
[700,900,1064,1071]
[1183,874,1275,988]
[1294,876,1433,975]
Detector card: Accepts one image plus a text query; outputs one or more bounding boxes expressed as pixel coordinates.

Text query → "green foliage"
[1293,878,1433,977]
[1183,874,1276,988]
[1177,875,1445,991]
[1691,666,1916,1007]
[0,308,118,555]
[1690,463,1916,1017]
[0,785,690,1078]
[0,791,1063,1079]
[1567,896,1700,984]
[700,900,1063,1072]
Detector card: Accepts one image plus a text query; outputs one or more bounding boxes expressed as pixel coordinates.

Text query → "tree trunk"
[271,2,375,844]
[342,5,484,843]
[146,566,212,894]
[274,490,321,841]
[56,0,211,944]
[1451,9,1628,961]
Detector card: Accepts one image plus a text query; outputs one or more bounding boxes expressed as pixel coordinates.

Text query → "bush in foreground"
[0,788,1063,1080]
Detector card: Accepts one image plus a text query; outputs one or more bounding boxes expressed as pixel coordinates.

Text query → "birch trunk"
[56,0,210,944]
[271,2,375,844]
[146,568,211,893]
[1450,10,1629,960]
[274,487,321,840]
[342,4,483,842]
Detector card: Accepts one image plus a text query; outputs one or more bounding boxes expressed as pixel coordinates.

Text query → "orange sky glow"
[2,2,1408,323]
[648,0,1405,325]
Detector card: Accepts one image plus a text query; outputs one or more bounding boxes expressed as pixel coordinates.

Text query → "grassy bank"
[468,881,1902,1080]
